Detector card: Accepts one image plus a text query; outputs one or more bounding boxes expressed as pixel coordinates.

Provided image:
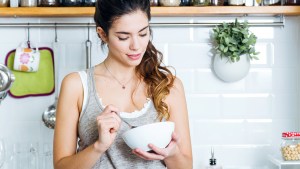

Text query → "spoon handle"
[115,112,136,129]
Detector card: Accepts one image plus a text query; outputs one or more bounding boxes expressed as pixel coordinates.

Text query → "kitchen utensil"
[86,24,92,69]
[116,112,137,129]
[0,64,15,104]
[42,27,59,129]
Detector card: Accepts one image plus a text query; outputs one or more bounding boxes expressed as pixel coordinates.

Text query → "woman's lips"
[127,53,141,60]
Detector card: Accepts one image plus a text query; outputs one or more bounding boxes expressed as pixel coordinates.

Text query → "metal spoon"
[116,112,137,129]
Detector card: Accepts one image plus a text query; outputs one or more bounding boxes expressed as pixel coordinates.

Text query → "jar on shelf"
[193,0,210,6]
[0,0,9,7]
[21,0,37,6]
[210,0,224,5]
[61,0,82,6]
[281,132,300,161]
[159,0,181,6]
[82,0,95,6]
[285,0,300,5]
[180,0,191,6]
[228,0,245,5]
[262,0,281,5]
[150,0,159,6]
[38,0,59,6]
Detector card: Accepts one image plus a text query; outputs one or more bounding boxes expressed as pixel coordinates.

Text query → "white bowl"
[122,121,175,151]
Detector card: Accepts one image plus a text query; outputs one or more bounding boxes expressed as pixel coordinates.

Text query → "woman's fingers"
[132,149,165,160]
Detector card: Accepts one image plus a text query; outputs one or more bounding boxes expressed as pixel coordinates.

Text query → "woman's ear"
[96,27,108,43]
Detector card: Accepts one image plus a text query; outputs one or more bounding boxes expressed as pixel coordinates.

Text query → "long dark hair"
[94,0,175,121]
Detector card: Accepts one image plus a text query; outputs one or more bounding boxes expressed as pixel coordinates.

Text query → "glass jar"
[180,0,191,6]
[150,0,159,6]
[0,0,9,7]
[159,0,181,6]
[193,0,210,6]
[38,0,59,6]
[281,132,300,161]
[20,0,37,6]
[82,0,95,6]
[263,0,280,5]
[210,0,224,5]
[61,0,82,6]
[285,0,300,5]
[228,0,245,5]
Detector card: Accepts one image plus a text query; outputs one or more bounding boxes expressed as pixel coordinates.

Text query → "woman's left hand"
[132,132,180,160]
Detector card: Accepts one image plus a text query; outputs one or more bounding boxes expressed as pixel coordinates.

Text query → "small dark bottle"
[206,147,223,169]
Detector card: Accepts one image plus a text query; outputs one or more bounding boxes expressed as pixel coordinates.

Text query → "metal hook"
[55,23,58,42]
[27,23,31,48]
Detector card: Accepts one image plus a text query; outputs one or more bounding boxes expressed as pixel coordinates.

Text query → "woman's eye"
[118,37,129,41]
[140,33,147,37]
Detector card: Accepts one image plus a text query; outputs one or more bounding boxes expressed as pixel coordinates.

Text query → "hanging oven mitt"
[13,42,40,72]
[5,47,55,98]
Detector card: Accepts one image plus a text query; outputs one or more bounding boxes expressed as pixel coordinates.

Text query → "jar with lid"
[281,132,300,161]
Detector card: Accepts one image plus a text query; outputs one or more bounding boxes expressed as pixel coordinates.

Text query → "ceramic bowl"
[122,121,175,151]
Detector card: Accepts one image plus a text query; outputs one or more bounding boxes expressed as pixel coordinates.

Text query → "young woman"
[53,0,192,168]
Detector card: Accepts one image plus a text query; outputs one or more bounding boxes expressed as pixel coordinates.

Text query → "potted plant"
[211,18,259,82]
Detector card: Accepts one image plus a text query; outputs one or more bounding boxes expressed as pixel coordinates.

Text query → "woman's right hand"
[94,105,121,153]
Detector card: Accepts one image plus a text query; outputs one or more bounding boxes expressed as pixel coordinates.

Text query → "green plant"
[212,19,259,63]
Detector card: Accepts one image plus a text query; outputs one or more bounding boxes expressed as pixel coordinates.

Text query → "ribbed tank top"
[77,67,166,169]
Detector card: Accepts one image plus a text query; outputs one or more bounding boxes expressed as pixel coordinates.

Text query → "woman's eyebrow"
[116,25,149,35]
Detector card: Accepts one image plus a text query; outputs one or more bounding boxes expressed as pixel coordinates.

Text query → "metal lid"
[282,132,300,138]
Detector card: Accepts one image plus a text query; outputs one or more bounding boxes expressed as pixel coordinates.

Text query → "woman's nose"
[129,37,140,51]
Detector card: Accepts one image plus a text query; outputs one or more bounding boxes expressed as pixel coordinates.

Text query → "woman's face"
[103,10,150,66]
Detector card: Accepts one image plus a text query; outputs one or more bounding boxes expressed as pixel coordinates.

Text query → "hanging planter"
[211,19,259,82]
[213,54,250,82]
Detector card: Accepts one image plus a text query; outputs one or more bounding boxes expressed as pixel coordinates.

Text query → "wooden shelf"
[0,6,300,17]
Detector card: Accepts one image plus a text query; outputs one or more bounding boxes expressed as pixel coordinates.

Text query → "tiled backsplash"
[0,16,299,169]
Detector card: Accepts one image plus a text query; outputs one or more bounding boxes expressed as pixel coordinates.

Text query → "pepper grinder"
[206,147,222,169]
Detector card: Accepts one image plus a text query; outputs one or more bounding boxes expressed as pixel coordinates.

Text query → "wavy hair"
[94,0,175,121]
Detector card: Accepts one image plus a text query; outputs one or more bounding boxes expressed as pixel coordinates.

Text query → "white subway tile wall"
[0,16,299,169]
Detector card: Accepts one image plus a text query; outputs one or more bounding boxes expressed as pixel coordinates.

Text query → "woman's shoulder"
[60,71,83,94]
[62,72,82,84]
[170,76,184,92]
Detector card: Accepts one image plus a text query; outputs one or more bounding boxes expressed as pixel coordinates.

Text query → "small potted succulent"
[211,18,259,82]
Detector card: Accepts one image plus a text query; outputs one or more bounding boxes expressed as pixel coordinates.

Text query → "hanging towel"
[5,47,55,98]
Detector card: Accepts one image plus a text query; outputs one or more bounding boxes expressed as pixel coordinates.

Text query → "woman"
[53,0,192,168]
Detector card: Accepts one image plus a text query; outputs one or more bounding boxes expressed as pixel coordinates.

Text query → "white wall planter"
[213,54,250,82]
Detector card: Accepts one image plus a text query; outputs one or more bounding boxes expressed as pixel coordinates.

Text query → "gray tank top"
[77,67,166,169]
